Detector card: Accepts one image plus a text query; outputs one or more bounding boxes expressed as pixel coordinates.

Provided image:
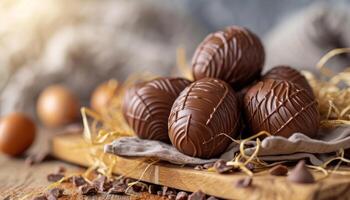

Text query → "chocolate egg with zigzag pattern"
[122,77,190,143]
[168,78,240,158]
[243,79,319,138]
[192,26,265,89]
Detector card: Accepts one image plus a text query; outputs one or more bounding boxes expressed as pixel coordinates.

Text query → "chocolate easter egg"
[0,113,36,156]
[168,78,240,158]
[122,77,190,143]
[192,26,265,89]
[263,65,314,97]
[243,79,319,138]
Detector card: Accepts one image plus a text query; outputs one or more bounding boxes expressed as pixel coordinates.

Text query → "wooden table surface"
[0,127,161,200]
[0,154,135,199]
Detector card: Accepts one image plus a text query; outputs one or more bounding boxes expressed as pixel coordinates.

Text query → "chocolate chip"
[207,196,219,200]
[213,160,233,174]
[269,165,288,176]
[72,176,87,187]
[93,175,112,192]
[79,185,98,196]
[203,163,214,169]
[47,173,64,182]
[175,191,188,200]
[148,184,160,194]
[287,160,315,184]
[32,195,47,200]
[47,188,64,198]
[235,177,253,188]
[108,183,127,195]
[188,190,206,200]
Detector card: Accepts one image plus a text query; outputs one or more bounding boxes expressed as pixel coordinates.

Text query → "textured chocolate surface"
[168,78,240,158]
[192,26,265,89]
[243,79,319,138]
[123,77,190,143]
[263,65,314,97]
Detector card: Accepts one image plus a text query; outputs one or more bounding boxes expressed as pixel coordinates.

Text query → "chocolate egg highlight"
[168,78,240,158]
[243,79,319,138]
[192,26,265,89]
[122,77,190,143]
[263,65,314,97]
[37,85,80,127]
[0,113,36,156]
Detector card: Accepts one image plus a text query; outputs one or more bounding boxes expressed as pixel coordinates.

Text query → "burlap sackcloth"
[104,125,350,166]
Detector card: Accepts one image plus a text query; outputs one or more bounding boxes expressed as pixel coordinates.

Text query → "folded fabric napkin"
[104,125,350,166]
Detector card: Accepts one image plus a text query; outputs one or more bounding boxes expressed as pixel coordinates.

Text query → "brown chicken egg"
[90,80,118,113]
[0,113,36,156]
[37,85,80,127]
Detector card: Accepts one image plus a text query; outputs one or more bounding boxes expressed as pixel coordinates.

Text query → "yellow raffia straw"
[176,47,193,80]
[316,48,350,77]
[125,159,160,196]
[304,48,350,124]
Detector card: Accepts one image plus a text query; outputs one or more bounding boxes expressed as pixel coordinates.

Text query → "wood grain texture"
[52,134,350,200]
[0,156,137,199]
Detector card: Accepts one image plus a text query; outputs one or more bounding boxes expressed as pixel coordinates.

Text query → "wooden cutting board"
[52,134,350,200]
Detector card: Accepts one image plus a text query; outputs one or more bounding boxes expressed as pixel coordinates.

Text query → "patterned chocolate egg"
[192,26,265,89]
[263,65,314,98]
[122,77,190,143]
[168,78,240,158]
[243,79,319,138]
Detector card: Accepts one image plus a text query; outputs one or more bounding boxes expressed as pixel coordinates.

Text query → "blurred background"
[1,0,350,120]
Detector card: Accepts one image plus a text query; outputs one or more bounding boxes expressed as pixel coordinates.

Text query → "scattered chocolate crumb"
[168,194,176,200]
[188,190,206,200]
[72,176,87,187]
[131,182,147,192]
[93,175,112,192]
[32,195,47,200]
[108,183,127,195]
[47,188,64,198]
[162,186,176,196]
[203,163,214,169]
[194,165,204,170]
[269,165,288,176]
[47,173,64,182]
[148,184,160,194]
[235,177,253,188]
[175,191,188,200]
[287,160,315,184]
[213,160,233,174]
[207,196,219,200]
[79,185,98,196]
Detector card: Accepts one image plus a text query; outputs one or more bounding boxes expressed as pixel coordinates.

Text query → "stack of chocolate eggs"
[123,26,320,159]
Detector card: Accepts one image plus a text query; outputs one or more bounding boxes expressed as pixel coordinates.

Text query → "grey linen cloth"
[104,125,350,166]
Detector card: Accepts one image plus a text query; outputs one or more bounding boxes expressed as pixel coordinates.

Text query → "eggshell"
[90,81,118,113]
[37,85,80,127]
[0,113,36,156]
